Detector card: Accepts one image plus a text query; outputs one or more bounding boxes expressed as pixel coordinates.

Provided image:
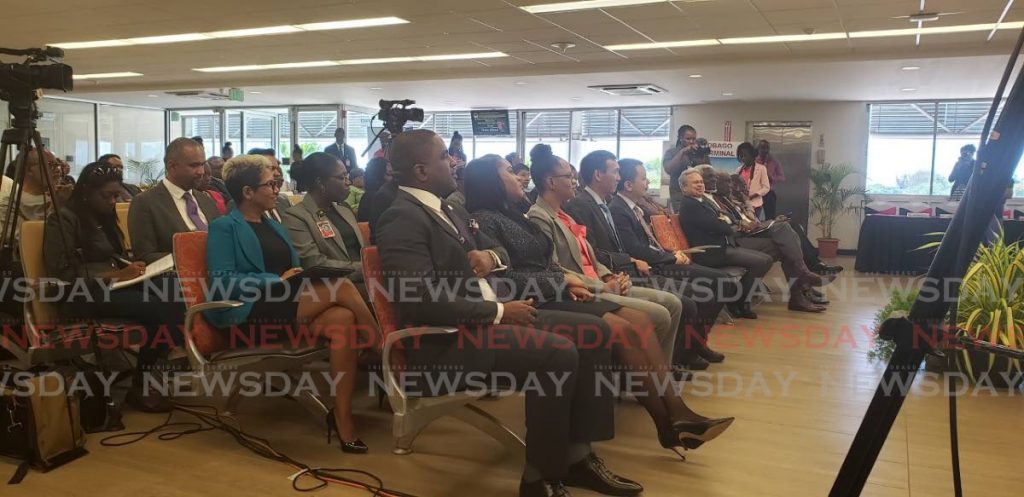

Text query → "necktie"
[440,201,477,250]
[183,191,208,231]
[598,203,623,250]
[635,205,662,250]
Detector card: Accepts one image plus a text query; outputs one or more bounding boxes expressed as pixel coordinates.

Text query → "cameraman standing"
[663,124,710,212]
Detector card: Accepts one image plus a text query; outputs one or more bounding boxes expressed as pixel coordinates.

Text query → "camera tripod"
[830,25,1024,497]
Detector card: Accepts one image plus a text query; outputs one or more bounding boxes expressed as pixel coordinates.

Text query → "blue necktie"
[598,203,623,251]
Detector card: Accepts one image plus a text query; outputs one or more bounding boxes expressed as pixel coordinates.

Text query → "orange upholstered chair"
[172,231,329,416]
[357,222,372,246]
[362,246,524,455]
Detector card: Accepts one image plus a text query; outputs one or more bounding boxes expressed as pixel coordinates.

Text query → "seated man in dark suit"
[610,159,739,367]
[377,130,639,497]
[677,169,774,319]
[564,150,707,370]
[127,137,223,410]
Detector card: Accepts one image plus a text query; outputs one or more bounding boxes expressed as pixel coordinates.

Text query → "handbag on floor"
[0,370,88,484]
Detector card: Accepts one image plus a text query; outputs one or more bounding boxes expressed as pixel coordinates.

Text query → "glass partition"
[37,99,96,175]
[97,105,165,183]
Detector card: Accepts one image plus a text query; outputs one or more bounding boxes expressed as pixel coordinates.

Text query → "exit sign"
[229,88,244,102]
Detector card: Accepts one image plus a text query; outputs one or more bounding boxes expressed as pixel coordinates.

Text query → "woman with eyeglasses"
[205,154,380,454]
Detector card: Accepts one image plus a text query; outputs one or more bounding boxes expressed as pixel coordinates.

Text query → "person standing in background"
[221,142,234,161]
[662,125,707,213]
[756,140,784,218]
[448,131,467,166]
[949,144,977,201]
[345,167,365,213]
[325,127,358,169]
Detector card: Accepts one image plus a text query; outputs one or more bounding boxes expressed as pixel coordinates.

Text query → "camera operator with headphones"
[663,125,711,213]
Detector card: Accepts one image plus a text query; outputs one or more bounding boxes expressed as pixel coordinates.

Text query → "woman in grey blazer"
[283,152,365,282]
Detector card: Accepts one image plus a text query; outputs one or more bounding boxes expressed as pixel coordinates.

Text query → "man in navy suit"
[324,127,359,169]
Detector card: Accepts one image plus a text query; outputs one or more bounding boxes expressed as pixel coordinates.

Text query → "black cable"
[100,402,420,497]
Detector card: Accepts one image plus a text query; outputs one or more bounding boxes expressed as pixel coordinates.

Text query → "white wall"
[672,101,869,250]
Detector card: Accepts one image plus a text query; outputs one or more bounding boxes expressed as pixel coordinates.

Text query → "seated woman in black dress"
[464,155,733,457]
[204,154,379,454]
[44,161,182,385]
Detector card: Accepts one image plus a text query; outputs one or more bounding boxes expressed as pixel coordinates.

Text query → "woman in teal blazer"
[205,154,378,454]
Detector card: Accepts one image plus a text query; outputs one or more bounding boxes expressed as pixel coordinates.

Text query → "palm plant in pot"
[809,162,867,259]
[954,231,1024,388]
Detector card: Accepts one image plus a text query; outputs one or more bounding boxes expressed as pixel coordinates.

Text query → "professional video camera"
[377,99,424,135]
[0,46,73,129]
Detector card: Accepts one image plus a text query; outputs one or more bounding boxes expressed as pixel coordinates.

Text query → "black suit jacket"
[376,189,510,329]
[608,195,676,267]
[563,190,633,270]
[128,181,222,263]
[678,195,737,249]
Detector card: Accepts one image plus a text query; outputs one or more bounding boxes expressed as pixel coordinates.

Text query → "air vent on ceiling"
[165,90,231,100]
[588,84,666,97]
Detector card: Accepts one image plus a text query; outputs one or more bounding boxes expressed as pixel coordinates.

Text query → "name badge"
[317,220,337,239]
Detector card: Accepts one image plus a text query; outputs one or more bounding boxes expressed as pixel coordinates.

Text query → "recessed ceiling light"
[722,92,734,96]
[720,32,847,44]
[370,87,383,91]
[52,17,408,49]
[147,94,159,97]
[515,81,529,85]
[193,52,507,72]
[72,72,143,79]
[249,91,262,94]
[689,74,703,78]
[602,21,1024,51]
[901,65,921,71]
[521,0,667,14]
[570,97,583,101]
[901,87,917,92]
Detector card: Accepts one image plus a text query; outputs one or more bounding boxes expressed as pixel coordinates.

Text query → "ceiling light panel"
[73,72,143,79]
[194,52,507,72]
[52,17,408,49]
[521,0,669,14]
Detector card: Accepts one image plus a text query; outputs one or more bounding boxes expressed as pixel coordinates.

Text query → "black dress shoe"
[812,262,844,274]
[671,366,693,382]
[805,289,829,305]
[565,453,643,497]
[520,479,571,497]
[698,346,725,363]
[677,351,710,371]
[728,304,758,319]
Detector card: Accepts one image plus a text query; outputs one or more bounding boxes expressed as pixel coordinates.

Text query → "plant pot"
[817,238,839,259]
[951,347,1024,389]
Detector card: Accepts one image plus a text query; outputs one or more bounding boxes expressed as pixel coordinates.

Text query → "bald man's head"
[390,129,456,196]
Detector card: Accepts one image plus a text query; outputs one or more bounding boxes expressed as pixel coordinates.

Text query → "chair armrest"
[381,326,458,408]
[182,300,244,371]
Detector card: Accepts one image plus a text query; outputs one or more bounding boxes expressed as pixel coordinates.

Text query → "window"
[97,105,165,184]
[866,100,1021,196]
[525,111,570,163]
[572,109,618,165]
[345,110,374,163]
[37,99,96,175]
[619,107,671,190]
[179,111,221,157]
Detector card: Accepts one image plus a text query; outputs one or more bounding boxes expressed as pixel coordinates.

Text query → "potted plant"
[809,162,868,259]
[125,158,164,188]
[954,231,1024,388]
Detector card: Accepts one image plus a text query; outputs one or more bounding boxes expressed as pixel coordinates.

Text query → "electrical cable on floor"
[99,403,420,497]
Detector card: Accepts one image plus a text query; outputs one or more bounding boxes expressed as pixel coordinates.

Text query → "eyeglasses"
[551,173,577,183]
[254,179,284,190]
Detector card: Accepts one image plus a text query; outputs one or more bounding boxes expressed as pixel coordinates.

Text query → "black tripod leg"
[829,319,928,497]
[949,375,963,497]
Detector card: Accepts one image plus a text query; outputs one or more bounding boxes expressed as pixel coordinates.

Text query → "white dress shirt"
[399,186,505,324]
[163,178,208,231]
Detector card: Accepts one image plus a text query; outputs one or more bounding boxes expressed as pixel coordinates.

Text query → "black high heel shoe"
[326,408,368,454]
[657,417,735,459]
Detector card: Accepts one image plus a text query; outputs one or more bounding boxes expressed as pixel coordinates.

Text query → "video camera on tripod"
[0,46,74,269]
[363,99,425,158]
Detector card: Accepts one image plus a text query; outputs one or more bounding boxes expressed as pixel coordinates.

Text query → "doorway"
[747,122,813,229]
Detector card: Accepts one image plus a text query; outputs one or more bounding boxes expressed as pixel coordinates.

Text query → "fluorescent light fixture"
[249,91,262,94]
[297,17,408,31]
[515,81,529,85]
[901,87,917,92]
[604,39,719,50]
[722,92,734,96]
[719,32,847,44]
[207,26,301,38]
[194,52,507,72]
[901,65,921,71]
[849,22,1024,38]
[72,72,143,79]
[52,17,408,49]
[521,0,667,14]
[147,94,159,97]
[369,87,383,90]
[689,74,703,78]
